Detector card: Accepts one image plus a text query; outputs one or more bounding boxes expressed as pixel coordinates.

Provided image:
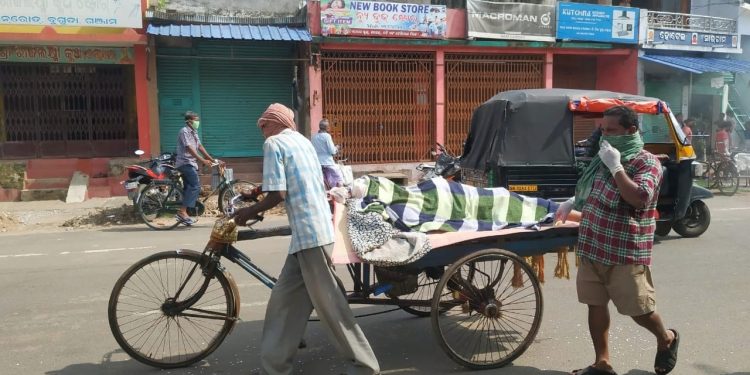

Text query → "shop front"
[0,0,149,159]
[640,11,750,153]
[147,25,311,157]
[311,0,639,170]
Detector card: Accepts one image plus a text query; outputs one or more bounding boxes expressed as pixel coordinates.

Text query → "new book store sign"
[0,0,142,28]
[321,0,447,39]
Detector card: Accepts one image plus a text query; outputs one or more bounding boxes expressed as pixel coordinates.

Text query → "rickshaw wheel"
[394,267,448,317]
[673,200,711,238]
[431,249,543,370]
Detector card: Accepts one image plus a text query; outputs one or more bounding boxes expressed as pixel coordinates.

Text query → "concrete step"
[23,178,71,190]
[21,188,67,201]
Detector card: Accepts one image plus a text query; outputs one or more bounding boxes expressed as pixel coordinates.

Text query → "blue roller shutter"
[197,41,295,157]
[156,50,195,154]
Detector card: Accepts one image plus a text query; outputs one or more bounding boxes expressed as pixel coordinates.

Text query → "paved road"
[1,195,749,375]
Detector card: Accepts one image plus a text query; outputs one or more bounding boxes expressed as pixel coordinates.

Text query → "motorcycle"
[121,150,176,205]
[416,143,461,182]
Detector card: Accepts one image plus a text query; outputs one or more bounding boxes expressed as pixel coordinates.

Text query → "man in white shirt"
[311,118,342,189]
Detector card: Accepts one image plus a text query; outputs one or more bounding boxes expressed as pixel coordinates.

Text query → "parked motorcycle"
[121,150,176,205]
[416,143,462,182]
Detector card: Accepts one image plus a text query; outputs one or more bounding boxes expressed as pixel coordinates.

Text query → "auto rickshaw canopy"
[461,89,689,171]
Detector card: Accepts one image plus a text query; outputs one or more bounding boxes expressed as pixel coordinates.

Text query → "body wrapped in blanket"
[339,176,580,269]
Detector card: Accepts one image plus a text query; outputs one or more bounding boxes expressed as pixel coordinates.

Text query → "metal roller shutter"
[156,41,294,157]
[157,51,194,154]
[197,42,294,157]
[444,54,545,155]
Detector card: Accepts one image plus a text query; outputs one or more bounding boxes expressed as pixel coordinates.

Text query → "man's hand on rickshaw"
[555,198,575,223]
[599,141,624,175]
[232,207,263,226]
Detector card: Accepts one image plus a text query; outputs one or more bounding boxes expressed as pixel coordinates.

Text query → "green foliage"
[0,163,25,189]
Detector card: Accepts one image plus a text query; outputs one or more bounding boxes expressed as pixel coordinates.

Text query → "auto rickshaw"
[460,89,712,238]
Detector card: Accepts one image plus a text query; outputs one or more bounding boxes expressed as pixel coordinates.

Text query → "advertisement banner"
[467,0,555,42]
[646,28,738,49]
[0,45,135,64]
[0,0,142,28]
[557,2,639,44]
[320,0,446,39]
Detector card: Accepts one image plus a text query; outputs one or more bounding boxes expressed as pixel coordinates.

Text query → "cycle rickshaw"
[107,188,579,370]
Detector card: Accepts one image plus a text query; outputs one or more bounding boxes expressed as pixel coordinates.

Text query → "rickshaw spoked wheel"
[430,249,543,370]
[393,267,448,317]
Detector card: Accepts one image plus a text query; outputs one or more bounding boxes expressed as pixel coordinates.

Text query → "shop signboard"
[646,28,738,49]
[0,0,142,28]
[467,0,555,42]
[0,45,135,64]
[320,0,447,39]
[556,2,639,44]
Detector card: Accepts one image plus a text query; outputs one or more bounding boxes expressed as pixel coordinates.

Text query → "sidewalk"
[0,195,287,234]
[0,197,133,233]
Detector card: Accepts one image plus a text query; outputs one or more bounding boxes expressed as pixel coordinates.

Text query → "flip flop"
[655,328,680,375]
[571,366,617,375]
[175,215,195,226]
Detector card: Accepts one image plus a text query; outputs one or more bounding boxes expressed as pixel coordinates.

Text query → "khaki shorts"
[576,257,656,316]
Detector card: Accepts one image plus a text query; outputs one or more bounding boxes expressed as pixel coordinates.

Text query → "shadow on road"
[44,311,576,375]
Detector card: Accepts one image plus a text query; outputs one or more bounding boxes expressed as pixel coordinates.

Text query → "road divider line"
[716,207,750,211]
[83,246,156,254]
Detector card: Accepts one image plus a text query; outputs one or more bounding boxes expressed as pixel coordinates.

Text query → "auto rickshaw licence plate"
[509,184,538,192]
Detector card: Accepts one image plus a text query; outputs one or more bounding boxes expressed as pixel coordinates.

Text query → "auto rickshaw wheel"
[673,200,711,238]
[655,221,672,237]
[431,249,542,370]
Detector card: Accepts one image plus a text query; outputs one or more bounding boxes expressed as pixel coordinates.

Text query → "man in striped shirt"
[233,104,379,375]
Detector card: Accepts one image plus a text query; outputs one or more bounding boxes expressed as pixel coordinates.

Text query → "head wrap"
[258,103,296,137]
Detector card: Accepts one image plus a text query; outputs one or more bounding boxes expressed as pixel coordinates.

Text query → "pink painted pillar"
[134,44,151,155]
[435,49,445,146]
[308,60,323,135]
[544,51,554,88]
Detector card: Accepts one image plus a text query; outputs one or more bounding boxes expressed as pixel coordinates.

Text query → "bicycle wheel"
[431,249,543,370]
[137,183,182,230]
[218,180,259,216]
[716,162,739,196]
[108,250,238,369]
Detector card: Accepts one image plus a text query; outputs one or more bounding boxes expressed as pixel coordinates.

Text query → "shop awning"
[640,55,750,74]
[146,24,311,42]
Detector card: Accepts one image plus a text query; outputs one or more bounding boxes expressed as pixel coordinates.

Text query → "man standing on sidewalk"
[557,106,679,375]
[233,104,380,375]
[312,118,343,189]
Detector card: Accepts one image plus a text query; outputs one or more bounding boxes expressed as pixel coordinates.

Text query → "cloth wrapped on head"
[258,103,296,136]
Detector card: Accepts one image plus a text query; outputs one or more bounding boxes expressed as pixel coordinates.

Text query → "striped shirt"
[262,129,334,254]
[576,150,662,265]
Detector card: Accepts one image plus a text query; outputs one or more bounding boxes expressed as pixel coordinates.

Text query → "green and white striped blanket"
[355,176,558,233]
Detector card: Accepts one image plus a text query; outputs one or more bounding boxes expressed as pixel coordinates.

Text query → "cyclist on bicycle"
[311,118,343,189]
[175,111,217,226]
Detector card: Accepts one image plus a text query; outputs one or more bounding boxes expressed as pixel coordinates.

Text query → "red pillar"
[134,44,151,155]
[435,49,445,146]
[309,60,323,135]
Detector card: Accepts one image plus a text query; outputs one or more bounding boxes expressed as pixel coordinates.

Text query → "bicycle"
[136,161,258,230]
[694,152,740,196]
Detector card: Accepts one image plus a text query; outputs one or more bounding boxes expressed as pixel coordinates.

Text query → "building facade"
[307,0,640,177]
[0,0,150,159]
